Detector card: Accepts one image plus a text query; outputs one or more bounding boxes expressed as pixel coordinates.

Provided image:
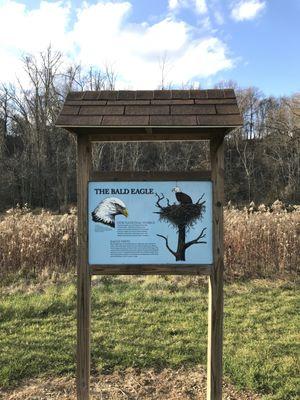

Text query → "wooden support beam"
[207,136,224,400]
[89,170,212,182]
[83,127,224,142]
[91,264,212,275]
[77,135,91,400]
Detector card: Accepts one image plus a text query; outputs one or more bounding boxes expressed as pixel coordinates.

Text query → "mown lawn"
[0,276,298,399]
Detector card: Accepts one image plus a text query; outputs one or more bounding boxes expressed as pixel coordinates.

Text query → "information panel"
[88,181,213,265]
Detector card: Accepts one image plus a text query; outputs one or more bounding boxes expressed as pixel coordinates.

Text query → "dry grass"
[0,206,77,276]
[0,367,260,400]
[224,207,300,278]
[0,204,299,279]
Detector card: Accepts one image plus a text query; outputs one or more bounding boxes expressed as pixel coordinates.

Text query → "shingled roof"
[56,89,243,129]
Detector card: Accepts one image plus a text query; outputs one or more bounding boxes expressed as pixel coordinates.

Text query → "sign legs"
[207,136,224,400]
[77,135,91,400]
[77,273,91,399]
[75,133,225,400]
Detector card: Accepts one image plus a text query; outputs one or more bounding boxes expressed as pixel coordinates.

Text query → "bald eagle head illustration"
[92,197,128,228]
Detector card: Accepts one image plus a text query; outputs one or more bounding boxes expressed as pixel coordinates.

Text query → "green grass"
[0,276,299,399]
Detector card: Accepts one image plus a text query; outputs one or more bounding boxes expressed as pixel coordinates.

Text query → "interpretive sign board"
[88,181,213,266]
[55,87,243,400]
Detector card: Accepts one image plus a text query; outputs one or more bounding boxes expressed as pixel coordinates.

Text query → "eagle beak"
[122,208,128,217]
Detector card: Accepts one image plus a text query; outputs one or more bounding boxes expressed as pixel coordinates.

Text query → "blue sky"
[0,0,299,96]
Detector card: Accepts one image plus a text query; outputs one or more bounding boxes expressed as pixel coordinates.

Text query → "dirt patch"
[0,367,260,400]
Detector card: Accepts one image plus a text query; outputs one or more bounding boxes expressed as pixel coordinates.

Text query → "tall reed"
[0,205,298,279]
[224,208,299,278]
[0,206,77,276]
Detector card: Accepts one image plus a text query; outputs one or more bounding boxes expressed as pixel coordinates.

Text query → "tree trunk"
[176,224,186,261]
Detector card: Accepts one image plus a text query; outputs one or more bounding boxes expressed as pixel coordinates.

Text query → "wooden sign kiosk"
[56,89,242,400]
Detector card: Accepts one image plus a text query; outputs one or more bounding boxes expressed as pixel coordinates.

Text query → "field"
[0,206,299,399]
[0,205,299,279]
[0,276,298,399]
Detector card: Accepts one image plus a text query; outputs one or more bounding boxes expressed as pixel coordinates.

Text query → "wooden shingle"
[79,106,124,115]
[102,115,149,126]
[136,91,154,100]
[216,104,240,114]
[153,90,172,100]
[150,115,197,126]
[171,104,216,115]
[125,105,169,115]
[56,89,243,131]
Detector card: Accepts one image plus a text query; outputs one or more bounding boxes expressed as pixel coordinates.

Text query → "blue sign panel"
[88,181,213,265]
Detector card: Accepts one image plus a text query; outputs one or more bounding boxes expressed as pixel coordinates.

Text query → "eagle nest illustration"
[155,189,206,261]
[92,197,128,228]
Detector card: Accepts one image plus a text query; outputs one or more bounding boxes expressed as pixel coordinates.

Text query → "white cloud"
[0,0,71,82]
[195,0,208,14]
[0,0,234,89]
[168,0,208,15]
[0,1,71,52]
[169,0,180,10]
[231,0,265,21]
[168,37,233,83]
[214,10,225,25]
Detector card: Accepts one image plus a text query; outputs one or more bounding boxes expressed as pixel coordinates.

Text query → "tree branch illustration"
[183,227,207,250]
[195,193,205,204]
[155,193,165,209]
[156,234,177,257]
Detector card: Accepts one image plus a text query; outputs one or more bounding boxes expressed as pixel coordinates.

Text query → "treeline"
[0,48,299,211]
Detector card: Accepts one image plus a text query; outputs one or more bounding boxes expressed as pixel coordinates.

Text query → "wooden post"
[207,135,225,400]
[77,134,91,400]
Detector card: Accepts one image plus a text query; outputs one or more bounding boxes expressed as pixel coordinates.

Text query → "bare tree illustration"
[155,193,207,261]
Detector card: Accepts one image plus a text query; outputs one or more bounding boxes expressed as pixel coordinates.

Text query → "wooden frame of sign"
[56,89,242,400]
[89,170,213,275]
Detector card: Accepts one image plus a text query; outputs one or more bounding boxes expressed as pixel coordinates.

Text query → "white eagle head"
[172,186,181,193]
[92,197,128,228]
